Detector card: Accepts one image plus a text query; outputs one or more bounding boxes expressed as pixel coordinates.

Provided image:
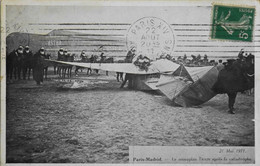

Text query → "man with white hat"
[33,47,45,85]
[57,48,64,60]
[23,46,34,80]
[15,45,24,80]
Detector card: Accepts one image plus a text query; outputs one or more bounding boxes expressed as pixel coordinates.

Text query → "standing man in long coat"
[23,46,34,80]
[15,46,24,80]
[33,47,45,85]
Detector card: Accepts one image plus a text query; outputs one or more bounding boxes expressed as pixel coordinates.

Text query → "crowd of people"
[158,53,220,67]
[122,47,220,71]
[7,44,253,88]
[57,48,75,61]
[7,46,50,85]
[54,48,76,78]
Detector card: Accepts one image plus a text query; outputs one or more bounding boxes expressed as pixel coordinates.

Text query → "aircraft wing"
[156,65,220,107]
[46,59,180,74]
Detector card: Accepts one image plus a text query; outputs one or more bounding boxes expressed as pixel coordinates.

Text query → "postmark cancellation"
[126,17,175,60]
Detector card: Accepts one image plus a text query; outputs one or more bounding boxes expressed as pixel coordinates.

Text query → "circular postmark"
[126,17,175,60]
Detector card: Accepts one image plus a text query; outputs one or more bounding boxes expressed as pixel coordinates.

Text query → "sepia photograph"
[1,0,259,165]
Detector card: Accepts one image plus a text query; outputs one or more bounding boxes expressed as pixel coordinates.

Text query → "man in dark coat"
[125,47,136,63]
[80,50,88,62]
[14,46,24,80]
[33,47,45,85]
[23,46,34,79]
[7,49,15,79]
[57,48,64,60]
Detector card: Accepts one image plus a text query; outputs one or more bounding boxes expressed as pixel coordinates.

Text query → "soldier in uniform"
[183,54,187,61]
[197,54,201,60]
[125,47,136,63]
[100,52,106,62]
[54,48,64,75]
[57,48,64,60]
[33,47,45,85]
[237,49,245,62]
[80,50,87,62]
[23,46,34,80]
[7,48,16,80]
[15,46,24,80]
[63,49,69,60]
[215,59,224,71]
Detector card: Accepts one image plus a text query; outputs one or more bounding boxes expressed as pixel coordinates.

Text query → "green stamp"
[211,5,255,42]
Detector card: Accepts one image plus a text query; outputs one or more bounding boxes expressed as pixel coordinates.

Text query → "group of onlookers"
[7,46,50,85]
[7,45,253,88]
[158,53,219,67]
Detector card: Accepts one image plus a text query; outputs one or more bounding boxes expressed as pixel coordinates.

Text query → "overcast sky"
[5,5,260,57]
[6,6,211,35]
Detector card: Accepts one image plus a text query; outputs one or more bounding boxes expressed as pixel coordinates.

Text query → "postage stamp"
[211,5,255,42]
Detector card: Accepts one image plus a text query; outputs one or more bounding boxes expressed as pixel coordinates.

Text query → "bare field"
[6,70,254,163]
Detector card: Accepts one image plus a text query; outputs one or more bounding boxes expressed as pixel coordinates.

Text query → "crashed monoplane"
[47,56,222,107]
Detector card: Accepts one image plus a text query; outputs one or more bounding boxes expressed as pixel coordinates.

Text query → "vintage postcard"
[1,0,259,165]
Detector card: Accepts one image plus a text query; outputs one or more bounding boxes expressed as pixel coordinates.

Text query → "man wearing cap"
[235,49,247,70]
[125,47,136,63]
[63,49,70,62]
[64,49,68,56]
[23,46,34,80]
[80,50,88,62]
[33,47,45,85]
[54,48,64,75]
[57,48,64,60]
[7,48,17,79]
[15,46,24,80]
[236,49,246,64]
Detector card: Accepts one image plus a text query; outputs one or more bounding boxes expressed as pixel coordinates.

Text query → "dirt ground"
[5,69,254,163]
